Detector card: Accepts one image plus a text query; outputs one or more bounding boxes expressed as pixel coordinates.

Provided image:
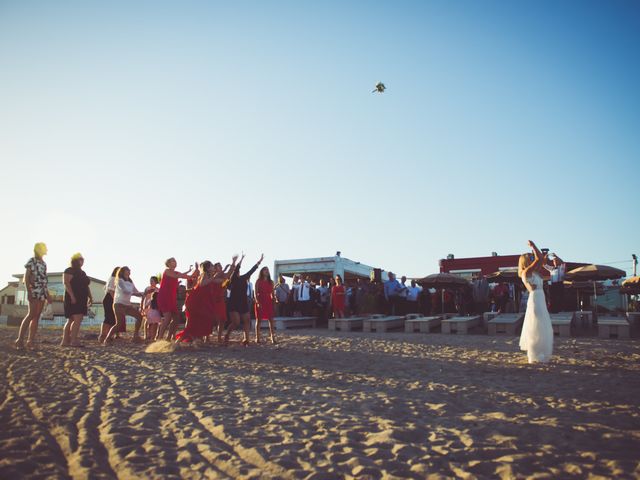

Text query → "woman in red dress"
[254,266,276,344]
[156,257,194,341]
[177,257,238,343]
[331,274,346,319]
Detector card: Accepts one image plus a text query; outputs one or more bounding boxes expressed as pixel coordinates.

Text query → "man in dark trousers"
[544,252,566,313]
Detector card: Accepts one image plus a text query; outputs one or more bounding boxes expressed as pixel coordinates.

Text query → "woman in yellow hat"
[15,242,49,350]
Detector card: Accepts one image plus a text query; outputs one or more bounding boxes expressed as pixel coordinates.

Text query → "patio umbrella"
[418,273,470,315]
[565,264,626,281]
[565,265,626,310]
[621,276,640,296]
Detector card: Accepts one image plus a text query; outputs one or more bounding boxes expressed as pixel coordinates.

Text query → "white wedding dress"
[519,272,554,363]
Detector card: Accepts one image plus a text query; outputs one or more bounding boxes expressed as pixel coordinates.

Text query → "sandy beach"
[0,326,638,479]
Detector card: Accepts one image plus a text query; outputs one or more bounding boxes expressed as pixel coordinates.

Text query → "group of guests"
[100,254,275,346]
[14,244,282,349]
[13,241,567,351]
[15,245,93,349]
[272,272,430,319]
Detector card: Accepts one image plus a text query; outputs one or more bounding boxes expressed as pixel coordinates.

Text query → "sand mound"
[144,340,176,354]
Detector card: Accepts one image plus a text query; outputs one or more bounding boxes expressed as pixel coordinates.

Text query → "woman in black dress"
[61,253,91,347]
[223,253,263,346]
[99,266,119,343]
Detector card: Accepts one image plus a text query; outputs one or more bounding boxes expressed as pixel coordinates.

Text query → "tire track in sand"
[103,347,293,479]
[59,355,120,479]
[94,348,252,479]
[4,357,72,479]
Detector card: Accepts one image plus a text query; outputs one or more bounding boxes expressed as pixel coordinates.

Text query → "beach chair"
[442,315,482,334]
[550,312,574,337]
[487,313,524,335]
[362,315,405,333]
[404,314,443,333]
[598,317,630,339]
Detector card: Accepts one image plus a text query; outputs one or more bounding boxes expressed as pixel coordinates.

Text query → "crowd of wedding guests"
[13,242,567,350]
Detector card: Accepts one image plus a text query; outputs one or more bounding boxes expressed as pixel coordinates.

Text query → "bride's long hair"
[518,253,533,278]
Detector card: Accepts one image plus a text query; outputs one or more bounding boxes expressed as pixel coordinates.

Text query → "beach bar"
[273,254,388,282]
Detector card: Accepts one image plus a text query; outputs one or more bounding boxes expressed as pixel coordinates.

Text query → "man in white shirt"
[406,280,422,314]
[297,275,311,316]
[543,253,566,313]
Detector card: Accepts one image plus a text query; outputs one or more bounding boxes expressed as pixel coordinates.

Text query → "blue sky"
[0,0,638,285]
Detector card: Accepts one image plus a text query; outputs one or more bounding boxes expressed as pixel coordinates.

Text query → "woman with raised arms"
[224,254,263,346]
[156,258,194,341]
[518,240,554,364]
[177,255,238,343]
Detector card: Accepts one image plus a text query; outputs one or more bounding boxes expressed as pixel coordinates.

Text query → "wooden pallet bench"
[404,314,444,333]
[550,312,574,337]
[253,316,316,331]
[488,313,524,335]
[442,315,482,335]
[483,312,500,328]
[362,315,405,333]
[598,317,630,339]
[333,316,370,332]
[574,311,594,329]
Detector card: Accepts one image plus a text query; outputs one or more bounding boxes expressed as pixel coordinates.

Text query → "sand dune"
[0,326,639,479]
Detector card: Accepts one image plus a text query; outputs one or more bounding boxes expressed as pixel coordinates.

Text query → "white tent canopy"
[273,255,389,283]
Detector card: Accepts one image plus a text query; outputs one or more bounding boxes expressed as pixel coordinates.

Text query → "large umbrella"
[417,273,470,315]
[621,276,640,297]
[565,264,626,281]
[565,265,626,311]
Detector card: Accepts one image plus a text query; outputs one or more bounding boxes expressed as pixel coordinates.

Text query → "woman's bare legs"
[254,318,262,343]
[61,314,83,346]
[241,313,251,345]
[224,312,240,344]
[70,314,84,346]
[157,311,172,341]
[167,313,180,340]
[104,306,124,344]
[98,323,112,343]
[216,317,225,344]
[16,299,45,349]
[148,323,158,342]
[267,317,277,344]
[131,309,144,343]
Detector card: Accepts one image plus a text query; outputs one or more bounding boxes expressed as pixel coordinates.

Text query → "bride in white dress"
[518,240,554,363]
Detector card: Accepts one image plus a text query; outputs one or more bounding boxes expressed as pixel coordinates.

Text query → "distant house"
[0,280,20,306]
[0,272,106,325]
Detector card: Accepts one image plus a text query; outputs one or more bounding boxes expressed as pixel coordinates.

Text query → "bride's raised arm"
[521,240,543,278]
